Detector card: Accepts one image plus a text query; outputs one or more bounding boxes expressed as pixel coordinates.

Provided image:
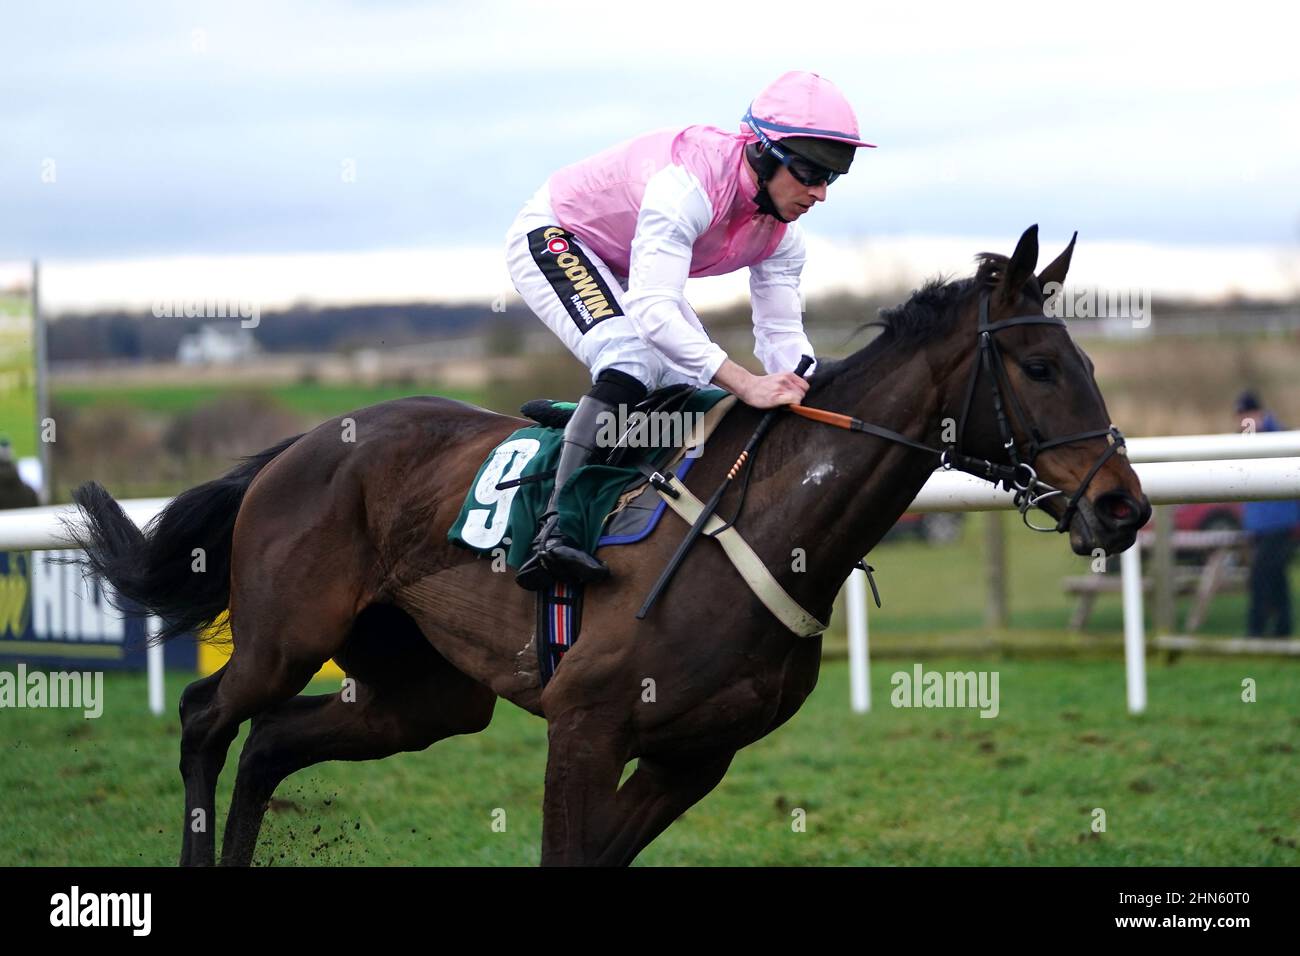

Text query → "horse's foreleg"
[221,660,496,866]
[539,707,635,866]
[593,751,736,866]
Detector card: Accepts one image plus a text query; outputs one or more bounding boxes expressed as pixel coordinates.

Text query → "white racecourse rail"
[0,434,1297,716]
[850,432,1300,715]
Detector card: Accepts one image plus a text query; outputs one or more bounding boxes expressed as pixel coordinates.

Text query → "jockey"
[506,70,874,591]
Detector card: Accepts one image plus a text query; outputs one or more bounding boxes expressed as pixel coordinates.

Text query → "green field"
[1,656,1295,867]
[45,379,498,501]
[0,293,38,458]
[9,392,1299,865]
[53,380,489,419]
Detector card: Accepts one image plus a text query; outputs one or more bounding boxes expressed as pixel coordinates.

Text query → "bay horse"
[70,225,1150,866]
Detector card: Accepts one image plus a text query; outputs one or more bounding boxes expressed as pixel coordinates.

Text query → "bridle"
[636,287,1128,623]
[788,290,1128,533]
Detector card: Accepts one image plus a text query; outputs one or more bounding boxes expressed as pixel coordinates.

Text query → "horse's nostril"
[1098,492,1145,528]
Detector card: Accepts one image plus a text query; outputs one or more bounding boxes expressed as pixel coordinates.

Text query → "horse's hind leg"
[177,667,233,866]
[220,607,496,866]
[178,589,355,865]
[177,643,327,866]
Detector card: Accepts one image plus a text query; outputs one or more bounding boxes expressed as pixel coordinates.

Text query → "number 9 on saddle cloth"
[449,385,730,569]
[447,385,735,685]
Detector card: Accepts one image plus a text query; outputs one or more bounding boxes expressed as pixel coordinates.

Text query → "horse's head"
[924,225,1151,555]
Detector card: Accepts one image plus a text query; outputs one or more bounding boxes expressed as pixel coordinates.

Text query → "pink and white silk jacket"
[546,124,813,386]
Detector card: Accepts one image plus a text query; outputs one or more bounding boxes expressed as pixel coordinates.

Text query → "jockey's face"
[767,163,828,220]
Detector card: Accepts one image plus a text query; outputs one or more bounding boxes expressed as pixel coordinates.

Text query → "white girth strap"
[652,476,828,638]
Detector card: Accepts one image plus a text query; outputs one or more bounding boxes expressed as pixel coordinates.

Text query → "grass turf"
[5,433,1295,865]
[1,655,1295,867]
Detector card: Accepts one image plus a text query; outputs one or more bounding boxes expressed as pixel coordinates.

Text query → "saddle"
[520,382,698,469]
[450,386,834,686]
[447,386,736,686]
[449,386,734,560]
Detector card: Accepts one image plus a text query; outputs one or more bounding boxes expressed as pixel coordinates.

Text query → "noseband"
[789,291,1127,533]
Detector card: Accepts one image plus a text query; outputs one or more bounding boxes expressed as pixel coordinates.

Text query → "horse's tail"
[66,433,304,643]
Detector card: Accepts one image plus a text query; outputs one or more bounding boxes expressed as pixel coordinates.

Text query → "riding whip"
[636,354,814,621]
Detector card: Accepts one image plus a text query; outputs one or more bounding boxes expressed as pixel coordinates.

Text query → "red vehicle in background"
[1171,502,1244,532]
[1147,502,1298,539]
[885,511,965,545]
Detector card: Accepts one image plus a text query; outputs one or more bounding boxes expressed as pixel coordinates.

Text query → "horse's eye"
[1023,362,1053,382]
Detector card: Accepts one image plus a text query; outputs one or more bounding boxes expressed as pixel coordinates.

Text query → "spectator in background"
[1235,391,1299,637]
[0,437,38,509]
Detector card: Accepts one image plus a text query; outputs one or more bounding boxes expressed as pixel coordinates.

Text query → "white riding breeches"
[504,182,703,391]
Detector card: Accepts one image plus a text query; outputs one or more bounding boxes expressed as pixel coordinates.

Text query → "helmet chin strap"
[744,141,791,223]
[753,180,791,223]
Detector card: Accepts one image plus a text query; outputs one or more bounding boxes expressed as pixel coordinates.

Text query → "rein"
[788,291,1127,533]
[634,290,1128,634]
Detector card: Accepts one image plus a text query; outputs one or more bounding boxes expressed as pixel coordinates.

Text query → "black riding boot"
[514,393,617,591]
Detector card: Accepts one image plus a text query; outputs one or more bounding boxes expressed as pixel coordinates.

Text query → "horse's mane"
[805,252,1013,399]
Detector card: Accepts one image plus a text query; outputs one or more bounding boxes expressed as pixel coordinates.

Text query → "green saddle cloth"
[448,389,729,569]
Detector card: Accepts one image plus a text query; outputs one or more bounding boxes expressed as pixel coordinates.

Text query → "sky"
[2,0,1298,309]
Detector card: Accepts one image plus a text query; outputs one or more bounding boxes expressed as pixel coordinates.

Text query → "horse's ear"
[1000,224,1039,303]
[1037,231,1078,297]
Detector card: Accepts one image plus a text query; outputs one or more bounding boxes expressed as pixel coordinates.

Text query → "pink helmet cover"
[743,70,876,148]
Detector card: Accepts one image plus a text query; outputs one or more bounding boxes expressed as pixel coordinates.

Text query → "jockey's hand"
[711,358,811,408]
[741,371,810,409]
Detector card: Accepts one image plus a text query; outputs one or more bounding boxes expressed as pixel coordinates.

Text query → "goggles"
[744,109,842,186]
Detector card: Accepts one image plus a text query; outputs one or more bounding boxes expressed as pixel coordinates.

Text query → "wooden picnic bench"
[1062,529,1250,631]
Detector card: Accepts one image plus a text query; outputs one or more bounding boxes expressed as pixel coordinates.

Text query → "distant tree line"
[47,301,510,362]
[46,290,1296,364]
